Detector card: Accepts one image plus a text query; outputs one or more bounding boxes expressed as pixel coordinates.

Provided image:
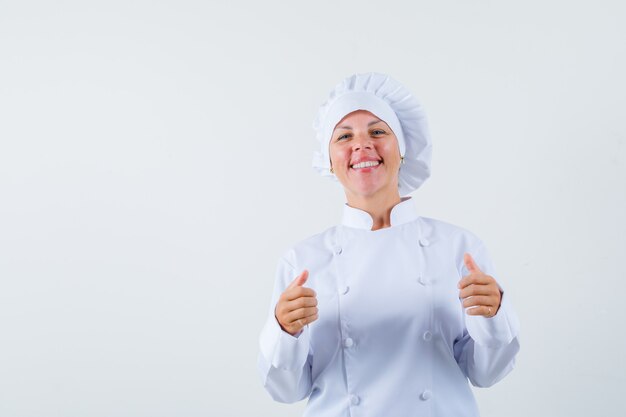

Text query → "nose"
[351,132,374,152]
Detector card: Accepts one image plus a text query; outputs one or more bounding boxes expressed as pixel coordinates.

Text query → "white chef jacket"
[258,197,520,417]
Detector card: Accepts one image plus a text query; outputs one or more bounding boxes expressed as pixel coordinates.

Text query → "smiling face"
[329,110,402,202]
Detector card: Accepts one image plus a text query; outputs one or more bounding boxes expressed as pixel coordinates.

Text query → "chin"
[346,177,400,198]
[346,183,387,199]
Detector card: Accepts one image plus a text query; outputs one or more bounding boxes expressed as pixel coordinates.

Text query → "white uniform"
[258,197,520,417]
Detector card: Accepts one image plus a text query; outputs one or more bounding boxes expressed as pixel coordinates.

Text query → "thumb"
[288,270,309,288]
[464,253,482,273]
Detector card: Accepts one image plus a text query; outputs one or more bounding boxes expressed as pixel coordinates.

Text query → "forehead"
[334,109,385,129]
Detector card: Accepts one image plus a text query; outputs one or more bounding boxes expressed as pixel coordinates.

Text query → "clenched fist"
[458,253,502,317]
[275,270,319,336]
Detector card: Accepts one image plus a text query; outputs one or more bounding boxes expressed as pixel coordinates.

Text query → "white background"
[1,1,625,416]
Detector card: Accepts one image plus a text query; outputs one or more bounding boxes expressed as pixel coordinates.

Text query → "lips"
[350,158,383,169]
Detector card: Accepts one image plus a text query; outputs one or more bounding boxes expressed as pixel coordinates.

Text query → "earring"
[330,166,334,174]
[401,156,405,164]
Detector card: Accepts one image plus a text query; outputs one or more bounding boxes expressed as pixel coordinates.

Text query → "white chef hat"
[312,72,432,196]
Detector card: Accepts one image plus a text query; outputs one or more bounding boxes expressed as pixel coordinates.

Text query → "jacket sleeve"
[454,241,521,388]
[257,255,313,403]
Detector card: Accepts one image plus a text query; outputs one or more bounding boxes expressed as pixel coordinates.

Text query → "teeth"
[351,160,380,169]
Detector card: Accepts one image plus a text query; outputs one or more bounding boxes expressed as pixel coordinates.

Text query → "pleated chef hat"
[312,72,432,196]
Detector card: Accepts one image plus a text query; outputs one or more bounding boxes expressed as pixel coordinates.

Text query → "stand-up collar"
[341,197,419,231]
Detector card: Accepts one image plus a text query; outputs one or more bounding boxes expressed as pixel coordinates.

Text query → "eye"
[371,129,386,136]
[336,133,351,142]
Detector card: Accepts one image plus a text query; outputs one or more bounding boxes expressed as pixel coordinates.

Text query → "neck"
[345,188,402,231]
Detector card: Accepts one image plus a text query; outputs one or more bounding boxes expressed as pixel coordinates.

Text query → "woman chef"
[257,73,520,417]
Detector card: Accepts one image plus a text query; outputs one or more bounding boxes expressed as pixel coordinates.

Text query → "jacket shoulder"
[278,226,340,269]
[419,216,484,248]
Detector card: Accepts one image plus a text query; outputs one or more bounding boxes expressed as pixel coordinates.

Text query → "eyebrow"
[335,119,384,130]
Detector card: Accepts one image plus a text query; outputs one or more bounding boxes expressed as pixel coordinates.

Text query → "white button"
[423,331,432,341]
[340,285,350,295]
[334,246,343,255]
[419,238,430,247]
[343,337,354,348]
[420,390,432,400]
[418,275,430,285]
[350,394,360,405]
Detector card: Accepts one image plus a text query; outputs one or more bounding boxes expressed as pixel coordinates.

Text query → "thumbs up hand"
[275,270,319,336]
[458,253,502,318]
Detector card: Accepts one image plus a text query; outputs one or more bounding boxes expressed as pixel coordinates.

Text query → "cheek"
[379,142,399,161]
[383,138,400,160]
[330,147,350,165]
